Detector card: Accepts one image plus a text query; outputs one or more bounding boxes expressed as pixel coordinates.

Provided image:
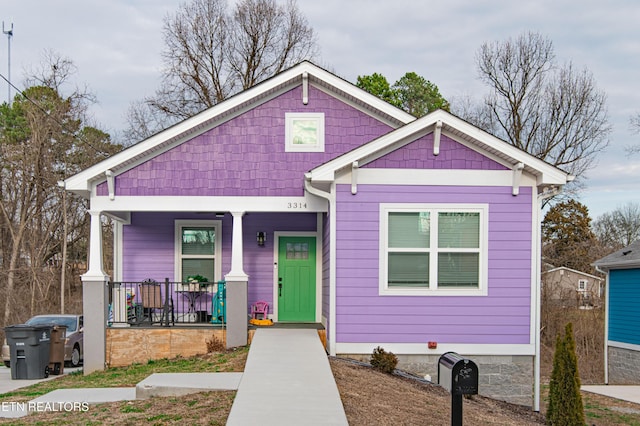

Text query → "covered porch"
[81,203,328,374]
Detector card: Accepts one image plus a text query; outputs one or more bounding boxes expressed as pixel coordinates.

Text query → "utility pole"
[3,21,13,105]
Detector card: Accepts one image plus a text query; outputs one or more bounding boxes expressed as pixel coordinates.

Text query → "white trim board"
[90,195,328,213]
[608,341,640,352]
[335,343,535,356]
[336,169,536,187]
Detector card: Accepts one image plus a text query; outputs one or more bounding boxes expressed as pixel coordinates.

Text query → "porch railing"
[107,279,226,327]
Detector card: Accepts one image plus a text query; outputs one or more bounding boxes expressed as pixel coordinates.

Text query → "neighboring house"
[64,61,571,408]
[593,240,640,385]
[541,266,604,308]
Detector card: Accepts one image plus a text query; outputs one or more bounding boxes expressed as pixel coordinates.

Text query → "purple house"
[64,62,570,408]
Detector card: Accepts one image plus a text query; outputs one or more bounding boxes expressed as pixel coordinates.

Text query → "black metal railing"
[107,279,226,327]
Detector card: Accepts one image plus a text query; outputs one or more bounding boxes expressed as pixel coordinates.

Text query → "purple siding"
[366,134,508,170]
[98,85,393,197]
[122,212,317,312]
[334,184,533,345]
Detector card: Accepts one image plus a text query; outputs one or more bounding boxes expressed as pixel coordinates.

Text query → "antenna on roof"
[2,21,14,105]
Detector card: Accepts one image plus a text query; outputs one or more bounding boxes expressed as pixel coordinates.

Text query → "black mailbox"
[438,352,479,395]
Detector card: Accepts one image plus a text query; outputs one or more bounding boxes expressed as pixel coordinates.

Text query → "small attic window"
[285,112,325,152]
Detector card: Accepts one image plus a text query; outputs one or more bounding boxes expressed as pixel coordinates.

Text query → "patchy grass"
[0,347,248,405]
[3,349,640,425]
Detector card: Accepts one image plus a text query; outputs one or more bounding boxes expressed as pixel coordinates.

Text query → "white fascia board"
[608,341,640,352]
[335,342,535,356]
[89,194,328,213]
[439,113,569,185]
[309,117,437,182]
[66,61,413,196]
[310,109,569,187]
[66,73,302,194]
[596,262,640,271]
[308,75,415,126]
[542,267,604,281]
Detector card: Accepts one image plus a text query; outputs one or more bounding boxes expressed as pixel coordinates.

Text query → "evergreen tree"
[547,323,585,425]
[542,199,597,273]
[356,71,450,117]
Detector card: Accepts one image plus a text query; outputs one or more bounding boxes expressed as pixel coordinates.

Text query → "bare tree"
[471,32,611,185]
[593,202,640,249]
[628,112,640,155]
[0,53,120,325]
[126,0,318,141]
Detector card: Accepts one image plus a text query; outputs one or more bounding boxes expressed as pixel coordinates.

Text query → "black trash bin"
[48,325,67,375]
[4,324,52,379]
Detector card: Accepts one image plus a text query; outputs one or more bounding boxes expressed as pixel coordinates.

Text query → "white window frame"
[285,112,325,152]
[174,220,222,284]
[379,203,488,296]
[578,279,588,292]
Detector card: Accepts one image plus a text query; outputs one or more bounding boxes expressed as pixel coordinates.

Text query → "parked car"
[2,314,83,368]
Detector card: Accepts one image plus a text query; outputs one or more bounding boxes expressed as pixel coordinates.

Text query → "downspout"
[595,265,609,384]
[534,185,560,411]
[304,174,337,355]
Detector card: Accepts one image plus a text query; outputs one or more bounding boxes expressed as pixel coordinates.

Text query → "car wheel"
[3,361,9,368]
[70,345,81,367]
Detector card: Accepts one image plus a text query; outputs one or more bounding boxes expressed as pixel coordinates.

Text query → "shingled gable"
[594,240,640,270]
[64,61,415,197]
[306,109,571,190]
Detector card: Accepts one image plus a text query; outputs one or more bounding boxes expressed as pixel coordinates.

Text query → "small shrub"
[547,322,585,426]
[206,335,225,352]
[370,346,398,374]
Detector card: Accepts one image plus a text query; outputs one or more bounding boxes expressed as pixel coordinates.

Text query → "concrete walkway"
[227,328,348,425]
[582,385,640,404]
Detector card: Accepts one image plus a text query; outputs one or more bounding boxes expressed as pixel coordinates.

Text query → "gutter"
[594,264,609,384]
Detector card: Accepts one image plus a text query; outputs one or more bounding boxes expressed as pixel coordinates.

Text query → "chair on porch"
[251,300,269,320]
[140,280,174,326]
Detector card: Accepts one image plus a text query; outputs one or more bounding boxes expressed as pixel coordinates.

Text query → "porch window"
[380,204,488,296]
[175,220,222,283]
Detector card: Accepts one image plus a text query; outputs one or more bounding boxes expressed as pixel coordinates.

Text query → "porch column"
[81,210,109,374]
[225,211,249,348]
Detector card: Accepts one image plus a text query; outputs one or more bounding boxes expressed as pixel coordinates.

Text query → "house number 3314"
[287,202,307,209]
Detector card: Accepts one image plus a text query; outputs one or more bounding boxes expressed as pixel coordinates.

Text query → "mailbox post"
[438,352,478,426]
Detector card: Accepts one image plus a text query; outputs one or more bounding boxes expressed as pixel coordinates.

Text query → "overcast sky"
[1,0,638,218]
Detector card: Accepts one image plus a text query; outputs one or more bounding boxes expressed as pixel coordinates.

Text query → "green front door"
[278,236,316,322]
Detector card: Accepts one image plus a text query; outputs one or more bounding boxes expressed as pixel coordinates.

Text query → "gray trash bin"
[4,324,52,379]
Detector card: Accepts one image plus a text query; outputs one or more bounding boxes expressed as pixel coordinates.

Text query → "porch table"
[176,289,212,321]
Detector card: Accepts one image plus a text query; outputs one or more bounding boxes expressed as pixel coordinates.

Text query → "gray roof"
[593,240,640,270]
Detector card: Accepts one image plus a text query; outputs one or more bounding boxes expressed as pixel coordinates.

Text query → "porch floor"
[227,328,347,425]
[249,321,325,329]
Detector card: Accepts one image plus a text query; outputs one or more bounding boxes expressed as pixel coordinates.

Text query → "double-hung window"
[380,204,488,296]
[578,279,588,292]
[175,220,221,284]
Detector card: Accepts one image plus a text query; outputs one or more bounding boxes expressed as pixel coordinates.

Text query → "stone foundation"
[343,353,534,407]
[608,346,640,384]
[105,327,326,367]
[106,327,227,367]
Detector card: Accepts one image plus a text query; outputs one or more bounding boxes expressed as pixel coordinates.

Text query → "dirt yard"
[331,358,545,425]
[4,354,640,425]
